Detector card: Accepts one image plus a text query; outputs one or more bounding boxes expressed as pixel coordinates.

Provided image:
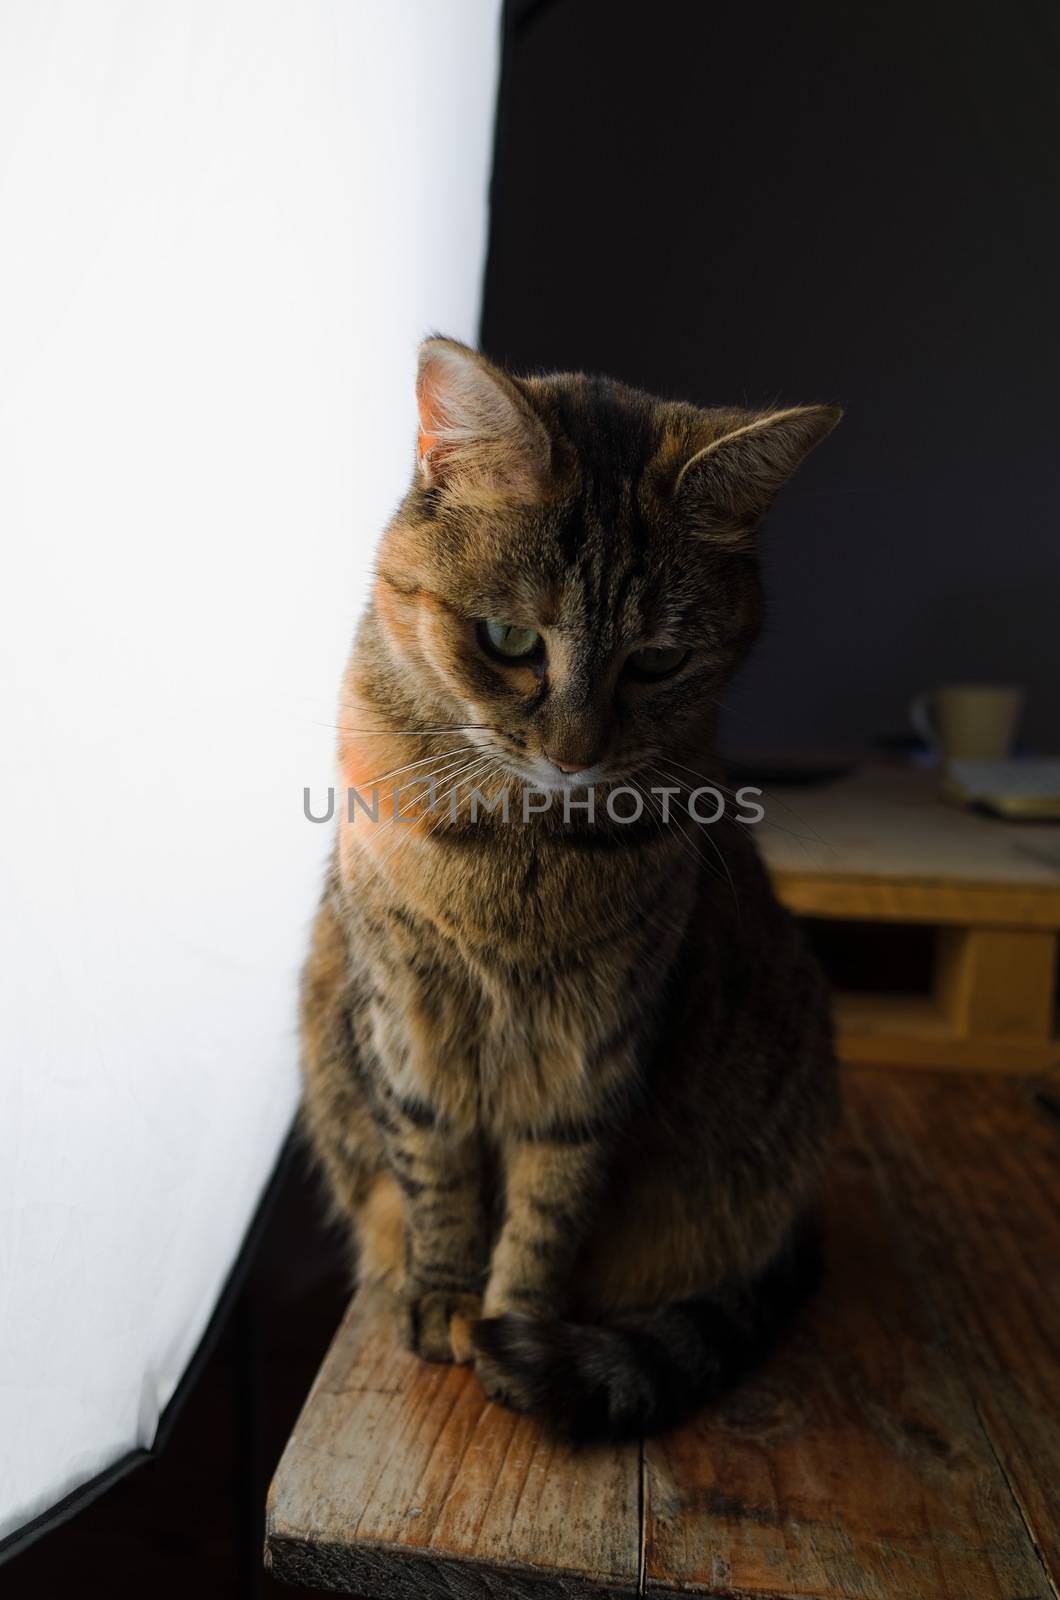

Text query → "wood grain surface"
[847,1071,1060,1589]
[266,1070,1060,1598]
[757,768,1060,897]
[265,1285,641,1597]
[757,771,1060,1071]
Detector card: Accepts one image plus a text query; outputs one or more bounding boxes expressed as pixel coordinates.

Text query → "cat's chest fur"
[348,830,687,1138]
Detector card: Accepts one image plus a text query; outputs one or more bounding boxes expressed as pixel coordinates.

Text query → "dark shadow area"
[2,1146,348,1599]
[802,917,937,996]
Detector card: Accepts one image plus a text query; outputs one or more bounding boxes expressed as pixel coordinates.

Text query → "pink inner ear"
[416,378,443,466]
[413,342,550,495]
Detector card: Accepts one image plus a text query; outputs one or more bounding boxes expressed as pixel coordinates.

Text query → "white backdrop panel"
[0,0,501,1542]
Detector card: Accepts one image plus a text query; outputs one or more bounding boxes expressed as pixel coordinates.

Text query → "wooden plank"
[642,1076,1055,1598]
[773,873,1060,929]
[267,1072,1059,1599]
[265,1285,641,1598]
[831,992,1060,1073]
[760,769,1060,1071]
[757,767,1060,897]
[935,927,1057,1039]
[845,1070,1060,1594]
[836,1028,1060,1073]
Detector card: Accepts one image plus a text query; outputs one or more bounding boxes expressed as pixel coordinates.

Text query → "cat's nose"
[546,752,598,775]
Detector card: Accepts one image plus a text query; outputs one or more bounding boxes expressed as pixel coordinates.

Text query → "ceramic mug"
[909,683,1024,763]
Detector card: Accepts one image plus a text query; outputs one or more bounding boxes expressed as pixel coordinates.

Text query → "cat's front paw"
[403,1289,483,1365]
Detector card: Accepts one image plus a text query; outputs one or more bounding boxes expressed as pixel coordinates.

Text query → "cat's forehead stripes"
[510,377,682,651]
[535,375,662,549]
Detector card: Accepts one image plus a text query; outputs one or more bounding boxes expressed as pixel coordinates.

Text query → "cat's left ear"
[674,405,842,540]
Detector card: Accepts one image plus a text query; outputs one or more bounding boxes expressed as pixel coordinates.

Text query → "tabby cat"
[300,336,841,1439]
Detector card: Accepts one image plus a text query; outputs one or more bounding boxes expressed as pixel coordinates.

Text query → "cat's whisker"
[391,752,495,832]
[350,751,492,850]
[293,717,484,740]
[626,784,729,956]
[459,761,510,824]
[659,757,832,855]
[712,793,833,871]
[421,756,498,839]
[287,695,498,735]
[630,777,677,857]
[648,765,740,911]
[358,745,481,790]
[381,749,488,810]
[293,717,357,734]
[332,711,500,736]
[432,761,505,839]
[636,774,730,892]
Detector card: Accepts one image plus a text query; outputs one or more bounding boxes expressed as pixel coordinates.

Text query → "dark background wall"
[482,0,1060,756]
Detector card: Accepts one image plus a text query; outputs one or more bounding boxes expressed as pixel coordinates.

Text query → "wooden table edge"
[771,870,1060,927]
[264,1524,644,1598]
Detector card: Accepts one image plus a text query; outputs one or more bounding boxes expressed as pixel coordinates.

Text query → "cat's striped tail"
[471,1216,820,1441]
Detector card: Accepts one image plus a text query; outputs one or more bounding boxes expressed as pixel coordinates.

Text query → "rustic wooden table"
[266,1069,1060,1599]
[757,767,1060,1071]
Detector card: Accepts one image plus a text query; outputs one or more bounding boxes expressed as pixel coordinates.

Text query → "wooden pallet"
[758,767,1060,1070]
[264,1070,1060,1598]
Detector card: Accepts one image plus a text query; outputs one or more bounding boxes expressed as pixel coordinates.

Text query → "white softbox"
[0,0,503,1546]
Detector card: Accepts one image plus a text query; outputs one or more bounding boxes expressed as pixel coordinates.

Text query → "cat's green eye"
[625,645,689,680]
[479,620,544,662]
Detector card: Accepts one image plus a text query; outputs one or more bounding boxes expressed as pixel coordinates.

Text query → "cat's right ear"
[415,337,551,497]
